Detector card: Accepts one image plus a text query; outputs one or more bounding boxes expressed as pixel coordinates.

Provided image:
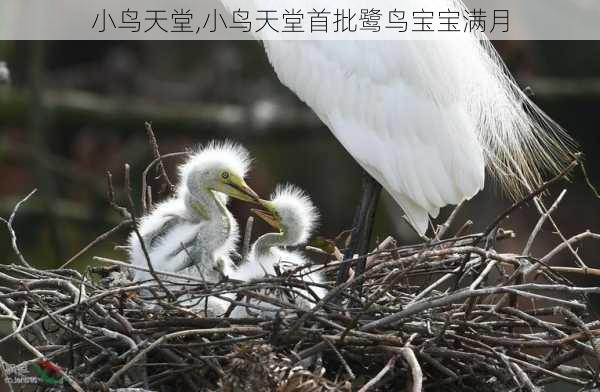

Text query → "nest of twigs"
[1,127,599,391]
[2,188,600,391]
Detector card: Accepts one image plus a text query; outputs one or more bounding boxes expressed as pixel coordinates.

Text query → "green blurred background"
[0,41,599,280]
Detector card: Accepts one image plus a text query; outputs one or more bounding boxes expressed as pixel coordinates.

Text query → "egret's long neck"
[184,187,217,219]
[252,232,283,257]
[184,187,233,248]
[252,224,301,257]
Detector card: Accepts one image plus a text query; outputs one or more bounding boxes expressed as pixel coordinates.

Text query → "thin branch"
[482,156,579,239]
[124,164,173,300]
[509,360,541,392]
[106,327,261,386]
[386,346,423,392]
[141,151,188,213]
[60,219,133,269]
[362,283,598,331]
[542,266,600,278]
[0,189,37,268]
[436,200,465,240]
[241,216,254,262]
[144,122,175,191]
[523,190,566,255]
[323,337,356,380]
[358,353,398,392]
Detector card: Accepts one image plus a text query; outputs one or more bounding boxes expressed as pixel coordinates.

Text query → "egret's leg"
[336,171,382,285]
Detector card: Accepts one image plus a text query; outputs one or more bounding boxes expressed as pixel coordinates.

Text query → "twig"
[93,257,212,284]
[141,151,188,213]
[436,201,465,240]
[523,190,566,255]
[0,189,37,267]
[362,283,598,331]
[386,346,423,392]
[60,219,133,269]
[106,171,131,219]
[537,197,588,270]
[123,163,174,301]
[578,155,600,199]
[241,216,254,262]
[482,156,579,239]
[358,353,398,392]
[365,236,396,270]
[509,360,541,392]
[556,307,600,366]
[106,327,262,386]
[323,337,356,380]
[142,122,177,213]
[542,266,600,278]
[524,231,600,278]
[144,122,175,191]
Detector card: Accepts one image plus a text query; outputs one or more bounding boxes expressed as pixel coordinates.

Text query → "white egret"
[128,141,260,288]
[218,0,576,283]
[228,184,326,316]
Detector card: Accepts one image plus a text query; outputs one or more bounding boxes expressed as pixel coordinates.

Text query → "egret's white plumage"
[221,0,575,234]
[128,141,256,286]
[228,184,326,316]
[262,39,575,234]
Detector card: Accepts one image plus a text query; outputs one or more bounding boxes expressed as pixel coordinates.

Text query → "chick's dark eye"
[221,172,230,179]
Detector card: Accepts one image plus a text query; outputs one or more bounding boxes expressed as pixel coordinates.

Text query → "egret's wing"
[128,197,189,271]
[263,40,486,234]
[143,216,183,249]
[228,250,243,267]
[130,199,184,252]
[136,198,186,242]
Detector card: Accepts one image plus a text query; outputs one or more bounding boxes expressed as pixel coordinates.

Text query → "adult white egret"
[219,0,576,283]
[128,141,260,287]
[228,184,326,316]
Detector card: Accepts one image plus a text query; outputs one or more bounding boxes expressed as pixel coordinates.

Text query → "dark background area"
[0,41,598,285]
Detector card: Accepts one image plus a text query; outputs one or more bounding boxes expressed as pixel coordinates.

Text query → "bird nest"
[2,189,600,392]
[1,127,599,391]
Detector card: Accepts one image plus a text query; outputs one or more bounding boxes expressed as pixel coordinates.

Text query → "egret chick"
[229,184,326,316]
[128,141,260,288]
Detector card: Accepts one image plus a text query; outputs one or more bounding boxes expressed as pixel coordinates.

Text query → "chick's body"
[228,184,326,317]
[127,142,259,314]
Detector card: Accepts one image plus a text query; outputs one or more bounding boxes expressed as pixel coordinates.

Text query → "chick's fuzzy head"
[269,183,319,245]
[178,140,252,199]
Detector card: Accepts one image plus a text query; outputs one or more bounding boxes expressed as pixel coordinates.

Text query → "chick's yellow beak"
[251,200,281,230]
[222,175,260,204]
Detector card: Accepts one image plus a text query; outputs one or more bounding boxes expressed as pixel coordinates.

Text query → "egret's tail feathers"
[441,0,578,198]
[475,40,577,199]
[398,196,432,237]
[376,172,446,236]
